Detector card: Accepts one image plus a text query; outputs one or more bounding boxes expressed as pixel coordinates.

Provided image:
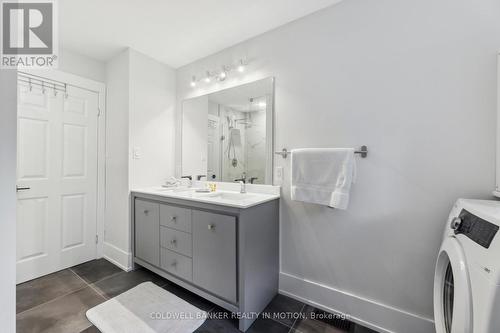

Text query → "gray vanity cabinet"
[131,192,279,332]
[192,211,237,303]
[134,199,160,266]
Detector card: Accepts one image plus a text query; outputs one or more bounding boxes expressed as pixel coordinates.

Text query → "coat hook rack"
[274,146,368,159]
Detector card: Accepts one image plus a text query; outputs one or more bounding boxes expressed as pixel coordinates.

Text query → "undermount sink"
[133,185,279,208]
[153,186,192,192]
[191,191,254,201]
[211,192,255,201]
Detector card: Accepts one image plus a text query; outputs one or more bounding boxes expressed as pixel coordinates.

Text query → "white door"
[207,114,221,181]
[16,79,99,283]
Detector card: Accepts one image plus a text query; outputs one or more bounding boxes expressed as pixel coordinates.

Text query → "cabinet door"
[192,210,237,303]
[135,199,160,266]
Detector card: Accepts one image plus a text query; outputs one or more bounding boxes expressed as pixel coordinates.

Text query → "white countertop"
[132,182,280,209]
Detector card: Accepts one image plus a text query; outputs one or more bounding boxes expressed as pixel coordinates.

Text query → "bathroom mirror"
[181,77,274,184]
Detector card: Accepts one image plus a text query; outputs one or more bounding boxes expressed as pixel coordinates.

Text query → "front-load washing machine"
[434,199,500,333]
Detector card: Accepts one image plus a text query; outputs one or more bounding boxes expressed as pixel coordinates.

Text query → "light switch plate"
[133,147,142,159]
[275,166,283,185]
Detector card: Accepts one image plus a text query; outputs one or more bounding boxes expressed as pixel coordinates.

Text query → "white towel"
[291,148,356,209]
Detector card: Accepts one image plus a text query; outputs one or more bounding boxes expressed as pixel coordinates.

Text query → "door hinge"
[95,235,99,244]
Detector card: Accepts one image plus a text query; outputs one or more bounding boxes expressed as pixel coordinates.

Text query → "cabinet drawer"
[160,204,191,233]
[193,210,237,303]
[135,199,160,266]
[160,248,192,282]
[160,227,192,257]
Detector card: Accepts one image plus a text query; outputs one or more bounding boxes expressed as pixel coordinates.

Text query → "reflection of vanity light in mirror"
[181,77,274,184]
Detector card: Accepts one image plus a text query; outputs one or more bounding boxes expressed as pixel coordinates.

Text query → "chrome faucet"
[235,174,247,193]
[181,175,192,188]
[239,181,246,194]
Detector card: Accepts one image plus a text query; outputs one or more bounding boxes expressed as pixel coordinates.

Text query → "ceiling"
[60,0,342,68]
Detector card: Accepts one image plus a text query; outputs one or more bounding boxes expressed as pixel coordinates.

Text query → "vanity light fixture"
[190,59,249,88]
[237,59,246,73]
[219,66,228,81]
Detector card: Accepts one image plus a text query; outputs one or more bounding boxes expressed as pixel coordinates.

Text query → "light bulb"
[237,60,245,72]
[190,76,196,87]
[219,71,227,81]
[205,71,211,83]
[258,102,267,108]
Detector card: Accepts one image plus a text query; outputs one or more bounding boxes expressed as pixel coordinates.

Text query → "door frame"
[18,69,106,260]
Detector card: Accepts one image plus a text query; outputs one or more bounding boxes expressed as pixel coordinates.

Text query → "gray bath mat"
[86,282,207,333]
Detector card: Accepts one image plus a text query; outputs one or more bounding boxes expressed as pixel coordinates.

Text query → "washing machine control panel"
[455,209,499,248]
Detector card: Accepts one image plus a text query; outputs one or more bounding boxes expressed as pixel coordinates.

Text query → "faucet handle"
[181,175,193,187]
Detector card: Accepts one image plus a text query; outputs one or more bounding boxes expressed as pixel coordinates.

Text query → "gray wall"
[176,0,500,331]
[0,69,17,333]
[129,49,177,189]
[104,50,131,267]
[59,48,106,82]
[104,49,177,269]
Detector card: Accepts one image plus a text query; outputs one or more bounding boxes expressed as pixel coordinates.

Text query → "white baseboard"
[279,272,435,333]
[103,241,132,272]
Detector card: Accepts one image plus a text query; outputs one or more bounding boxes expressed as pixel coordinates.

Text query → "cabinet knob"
[171,216,177,222]
[143,210,149,215]
[208,224,215,230]
[171,260,177,267]
[170,238,177,245]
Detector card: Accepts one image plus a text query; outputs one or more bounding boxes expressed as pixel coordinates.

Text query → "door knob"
[16,186,30,192]
[208,224,215,230]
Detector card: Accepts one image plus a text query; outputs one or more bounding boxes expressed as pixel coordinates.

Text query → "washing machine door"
[434,237,472,333]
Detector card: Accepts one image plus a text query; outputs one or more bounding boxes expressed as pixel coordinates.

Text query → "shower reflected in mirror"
[181,77,274,184]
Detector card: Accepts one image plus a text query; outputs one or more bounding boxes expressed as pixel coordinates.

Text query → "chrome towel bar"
[274,146,368,159]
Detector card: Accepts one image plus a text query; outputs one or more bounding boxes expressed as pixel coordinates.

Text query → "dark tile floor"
[16,259,378,333]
